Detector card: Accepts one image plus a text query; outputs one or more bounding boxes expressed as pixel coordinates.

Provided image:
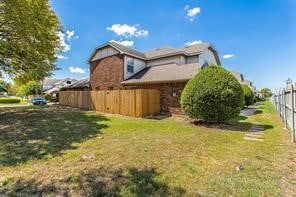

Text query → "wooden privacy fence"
[272,83,296,142]
[59,89,160,117]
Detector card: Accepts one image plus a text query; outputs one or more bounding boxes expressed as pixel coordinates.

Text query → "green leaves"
[241,84,255,106]
[0,0,61,81]
[181,65,244,123]
[17,81,42,97]
[260,88,273,100]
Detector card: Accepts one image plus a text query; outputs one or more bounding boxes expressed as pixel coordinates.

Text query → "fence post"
[279,90,282,117]
[283,88,288,128]
[291,84,295,142]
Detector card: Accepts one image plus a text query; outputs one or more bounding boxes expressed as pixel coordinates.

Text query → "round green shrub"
[181,66,244,123]
[241,84,255,106]
[44,94,51,101]
[0,97,21,103]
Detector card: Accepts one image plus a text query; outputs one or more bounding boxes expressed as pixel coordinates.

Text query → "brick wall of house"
[124,82,187,114]
[90,55,124,90]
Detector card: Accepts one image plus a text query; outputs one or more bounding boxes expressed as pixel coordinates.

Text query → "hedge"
[0,97,21,104]
[241,84,255,106]
[181,66,244,123]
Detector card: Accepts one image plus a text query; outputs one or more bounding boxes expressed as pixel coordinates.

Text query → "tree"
[260,88,273,100]
[0,0,62,81]
[241,84,255,106]
[17,81,42,97]
[0,79,9,92]
[181,66,244,123]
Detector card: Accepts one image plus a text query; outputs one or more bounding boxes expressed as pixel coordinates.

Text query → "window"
[127,59,134,73]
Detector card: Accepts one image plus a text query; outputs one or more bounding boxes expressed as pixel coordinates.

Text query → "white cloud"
[185,40,203,46]
[110,39,134,47]
[66,30,79,40]
[58,31,71,52]
[69,66,86,74]
[56,54,68,60]
[222,54,235,59]
[185,6,201,22]
[107,24,148,38]
[57,30,79,52]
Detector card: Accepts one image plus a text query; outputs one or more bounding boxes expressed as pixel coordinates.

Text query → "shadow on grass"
[253,109,263,115]
[0,106,108,166]
[0,168,185,196]
[192,115,273,132]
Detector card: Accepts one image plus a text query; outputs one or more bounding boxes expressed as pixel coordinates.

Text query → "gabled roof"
[121,63,200,85]
[87,41,146,63]
[144,43,211,59]
[87,41,220,64]
[43,78,77,91]
[230,71,244,82]
[110,42,146,59]
[63,78,89,89]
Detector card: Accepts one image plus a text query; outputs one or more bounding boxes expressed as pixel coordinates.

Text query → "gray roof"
[88,41,220,64]
[43,78,77,91]
[144,43,210,59]
[122,63,200,85]
[109,42,146,59]
[230,71,244,82]
[64,78,89,89]
[243,80,253,87]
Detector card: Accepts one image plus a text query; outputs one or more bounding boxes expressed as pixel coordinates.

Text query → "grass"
[0,102,295,196]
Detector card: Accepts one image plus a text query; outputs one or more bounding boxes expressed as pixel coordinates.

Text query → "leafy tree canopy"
[260,88,273,99]
[0,0,62,81]
[17,81,42,97]
[0,78,9,92]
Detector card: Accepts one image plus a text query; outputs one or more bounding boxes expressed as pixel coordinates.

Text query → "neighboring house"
[243,79,256,91]
[62,78,89,91]
[231,71,256,92]
[231,71,245,83]
[87,41,221,114]
[43,77,77,97]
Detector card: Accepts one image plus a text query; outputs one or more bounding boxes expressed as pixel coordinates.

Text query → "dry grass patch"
[0,102,295,196]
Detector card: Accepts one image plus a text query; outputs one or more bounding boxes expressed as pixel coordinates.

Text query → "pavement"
[240,102,266,142]
[239,102,262,116]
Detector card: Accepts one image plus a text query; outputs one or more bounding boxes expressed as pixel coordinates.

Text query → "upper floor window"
[127,59,134,73]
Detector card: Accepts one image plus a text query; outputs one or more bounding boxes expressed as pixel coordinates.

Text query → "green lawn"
[0,102,295,196]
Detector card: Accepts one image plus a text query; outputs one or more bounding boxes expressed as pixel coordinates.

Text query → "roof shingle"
[122,63,200,85]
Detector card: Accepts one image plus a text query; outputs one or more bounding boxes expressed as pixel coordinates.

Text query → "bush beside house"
[241,84,255,106]
[181,66,244,123]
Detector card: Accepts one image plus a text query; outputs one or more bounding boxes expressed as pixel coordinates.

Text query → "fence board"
[273,83,296,142]
[59,89,160,118]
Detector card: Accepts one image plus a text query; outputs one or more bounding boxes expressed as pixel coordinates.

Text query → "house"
[231,71,256,92]
[87,41,221,114]
[62,78,89,91]
[231,71,245,83]
[43,77,77,97]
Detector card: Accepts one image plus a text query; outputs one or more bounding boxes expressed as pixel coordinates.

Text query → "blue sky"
[50,0,296,90]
